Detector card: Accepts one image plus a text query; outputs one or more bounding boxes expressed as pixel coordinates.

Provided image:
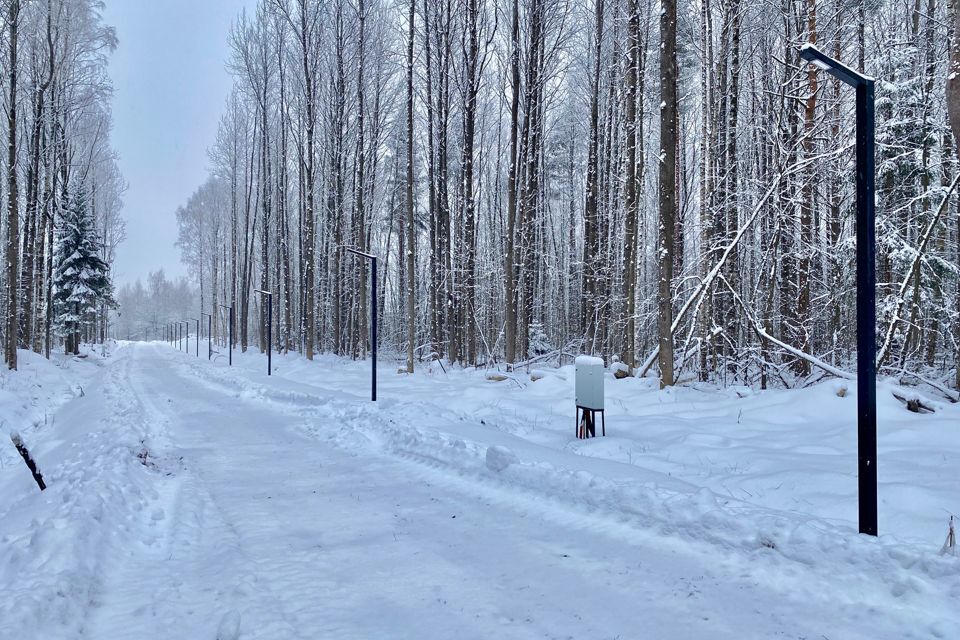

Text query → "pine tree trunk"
[657,0,677,387]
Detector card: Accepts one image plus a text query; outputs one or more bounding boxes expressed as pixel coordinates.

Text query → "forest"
[174,0,960,392]
[0,0,124,368]
[2,0,958,397]
[2,3,959,633]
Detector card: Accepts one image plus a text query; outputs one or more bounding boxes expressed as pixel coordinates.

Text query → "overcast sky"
[103,0,253,286]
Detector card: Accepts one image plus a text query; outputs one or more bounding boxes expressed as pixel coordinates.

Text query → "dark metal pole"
[253,292,272,375]
[185,321,189,353]
[856,79,877,537]
[799,44,877,537]
[371,257,377,401]
[208,314,212,359]
[267,293,272,376]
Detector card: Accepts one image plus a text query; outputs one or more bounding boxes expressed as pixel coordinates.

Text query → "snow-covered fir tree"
[53,188,115,355]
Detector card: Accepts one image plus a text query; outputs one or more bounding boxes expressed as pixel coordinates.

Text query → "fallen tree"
[638,149,847,379]
[876,173,960,368]
[11,432,46,491]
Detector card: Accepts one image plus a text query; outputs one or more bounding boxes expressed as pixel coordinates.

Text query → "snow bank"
[148,345,960,636]
[0,345,176,639]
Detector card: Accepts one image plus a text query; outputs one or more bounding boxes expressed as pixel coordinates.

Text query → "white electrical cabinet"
[575,355,605,410]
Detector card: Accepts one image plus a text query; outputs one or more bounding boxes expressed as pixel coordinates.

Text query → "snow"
[1,342,958,639]
[485,445,519,472]
[574,354,604,367]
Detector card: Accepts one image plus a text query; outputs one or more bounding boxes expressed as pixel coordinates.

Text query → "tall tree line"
[178,0,960,392]
[1,0,125,368]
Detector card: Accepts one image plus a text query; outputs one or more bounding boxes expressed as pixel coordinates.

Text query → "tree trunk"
[405,0,416,373]
[657,0,677,387]
[5,0,21,370]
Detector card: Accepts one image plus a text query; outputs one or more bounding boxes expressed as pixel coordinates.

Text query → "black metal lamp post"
[345,248,378,402]
[254,290,273,376]
[799,43,877,537]
[218,304,233,366]
[188,318,200,357]
[201,312,213,360]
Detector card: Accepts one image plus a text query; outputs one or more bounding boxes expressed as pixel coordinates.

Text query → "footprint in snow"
[216,610,242,640]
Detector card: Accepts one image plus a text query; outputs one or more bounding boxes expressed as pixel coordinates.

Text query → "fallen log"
[11,432,46,491]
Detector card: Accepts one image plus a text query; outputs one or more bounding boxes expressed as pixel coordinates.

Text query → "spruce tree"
[53,188,114,354]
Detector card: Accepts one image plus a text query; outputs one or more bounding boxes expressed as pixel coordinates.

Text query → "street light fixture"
[344,248,378,402]
[799,43,877,537]
[254,289,273,376]
[218,303,234,366]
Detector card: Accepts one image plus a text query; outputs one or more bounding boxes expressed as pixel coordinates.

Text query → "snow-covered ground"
[1,341,957,639]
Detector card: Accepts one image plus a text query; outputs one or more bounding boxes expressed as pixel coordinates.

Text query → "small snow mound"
[610,362,631,379]
[216,610,242,640]
[485,445,518,472]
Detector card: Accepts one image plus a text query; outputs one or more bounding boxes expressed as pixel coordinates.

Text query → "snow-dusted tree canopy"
[1,0,125,367]
[2,4,960,636]
[168,0,960,391]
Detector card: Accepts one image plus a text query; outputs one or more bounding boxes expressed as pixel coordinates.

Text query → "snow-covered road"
[2,342,957,639]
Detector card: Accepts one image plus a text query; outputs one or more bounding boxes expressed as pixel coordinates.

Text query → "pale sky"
[104,0,253,286]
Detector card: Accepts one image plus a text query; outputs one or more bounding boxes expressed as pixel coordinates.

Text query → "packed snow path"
[2,342,957,639]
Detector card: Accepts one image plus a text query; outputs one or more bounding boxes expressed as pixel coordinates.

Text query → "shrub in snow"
[527,323,553,356]
[942,516,956,556]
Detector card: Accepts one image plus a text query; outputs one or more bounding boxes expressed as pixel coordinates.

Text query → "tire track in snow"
[84,344,306,640]
[156,345,960,639]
